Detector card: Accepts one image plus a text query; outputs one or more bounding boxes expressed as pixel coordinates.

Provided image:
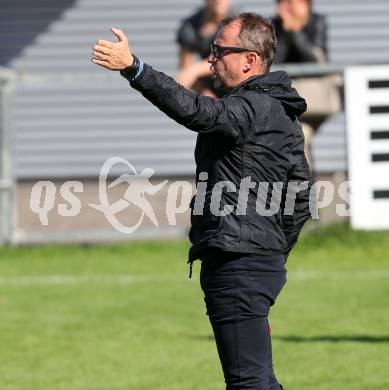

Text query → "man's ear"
[243,52,260,72]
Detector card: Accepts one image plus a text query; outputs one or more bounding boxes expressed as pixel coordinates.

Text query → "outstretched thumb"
[110,27,127,43]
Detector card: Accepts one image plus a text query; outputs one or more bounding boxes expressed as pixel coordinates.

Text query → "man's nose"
[207,52,215,64]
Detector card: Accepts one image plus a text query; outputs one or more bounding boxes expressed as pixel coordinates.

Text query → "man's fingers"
[91,58,112,69]
[96,40,114,49]
[92,52,109,62]
[93,44,112,56]
[110,27,128,43]
[92,44,109,62]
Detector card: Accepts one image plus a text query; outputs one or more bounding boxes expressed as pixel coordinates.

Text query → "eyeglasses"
[210,43,259,59]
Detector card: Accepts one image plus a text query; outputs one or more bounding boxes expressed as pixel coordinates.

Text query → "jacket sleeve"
[176,17,195,51]
[288,31,321,62]
[281,145,315,257]
[312,14,328,58]
[126,63,256,142]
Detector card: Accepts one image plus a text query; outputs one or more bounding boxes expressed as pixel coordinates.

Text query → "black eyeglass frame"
[210,43,260,59]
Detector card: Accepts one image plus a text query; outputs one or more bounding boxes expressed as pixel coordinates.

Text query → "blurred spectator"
[272,0,331,170]
[272,0,327,64]
[176,0,232,97]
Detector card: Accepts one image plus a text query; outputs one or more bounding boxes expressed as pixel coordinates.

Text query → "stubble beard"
[212,73,230,92]
[213,76,223,89]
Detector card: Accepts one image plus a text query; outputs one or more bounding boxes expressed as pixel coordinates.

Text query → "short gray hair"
[220,12,277,73]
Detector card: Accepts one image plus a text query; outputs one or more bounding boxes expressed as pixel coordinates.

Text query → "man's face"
[206,0,231,17]
[208,22,248,90]
[279,0,310,17]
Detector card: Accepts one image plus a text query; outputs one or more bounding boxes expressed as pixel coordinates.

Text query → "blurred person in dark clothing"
[272,0,330,170]
[272,0,327,64]
[175,0,232,97]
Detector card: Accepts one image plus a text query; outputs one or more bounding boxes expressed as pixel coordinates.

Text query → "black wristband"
[120,55,140,80]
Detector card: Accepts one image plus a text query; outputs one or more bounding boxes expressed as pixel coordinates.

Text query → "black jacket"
[127,65,313,267]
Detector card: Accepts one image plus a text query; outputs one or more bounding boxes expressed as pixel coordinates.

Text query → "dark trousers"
[200,250,287,390]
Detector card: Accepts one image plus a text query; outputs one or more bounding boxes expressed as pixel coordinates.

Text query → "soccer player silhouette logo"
[90,157,167,233]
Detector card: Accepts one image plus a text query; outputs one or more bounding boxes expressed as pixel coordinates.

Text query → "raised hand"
[92,27,134,70]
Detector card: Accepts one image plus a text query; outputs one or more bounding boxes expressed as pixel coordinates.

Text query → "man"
[176,0,232,97]
[272,0,329,169]
[92,13,312,390]
[272,0,327,64]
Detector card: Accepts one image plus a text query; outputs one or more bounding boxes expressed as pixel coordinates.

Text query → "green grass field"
[1,223,389,390]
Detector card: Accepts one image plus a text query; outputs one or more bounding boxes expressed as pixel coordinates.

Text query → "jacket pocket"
[189,192,223,244]
[247,214,286,252]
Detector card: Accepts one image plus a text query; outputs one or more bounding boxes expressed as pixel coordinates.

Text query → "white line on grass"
[290,270,389,279]
[0,275,184,287]
[0,270,389,287]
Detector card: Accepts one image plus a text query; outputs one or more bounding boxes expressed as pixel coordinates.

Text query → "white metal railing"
[346,65,389,229]
[272,62,345,77]
[0,67,17,245]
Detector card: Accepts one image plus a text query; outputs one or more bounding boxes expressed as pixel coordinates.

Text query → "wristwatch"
[120,55,140,80]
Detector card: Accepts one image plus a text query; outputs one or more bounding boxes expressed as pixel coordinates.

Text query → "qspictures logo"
[29,157,351,233]
[88,157,168,233]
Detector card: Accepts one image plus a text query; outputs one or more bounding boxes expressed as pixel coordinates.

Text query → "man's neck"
[235,70,264,86]
[228,72,267,92]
